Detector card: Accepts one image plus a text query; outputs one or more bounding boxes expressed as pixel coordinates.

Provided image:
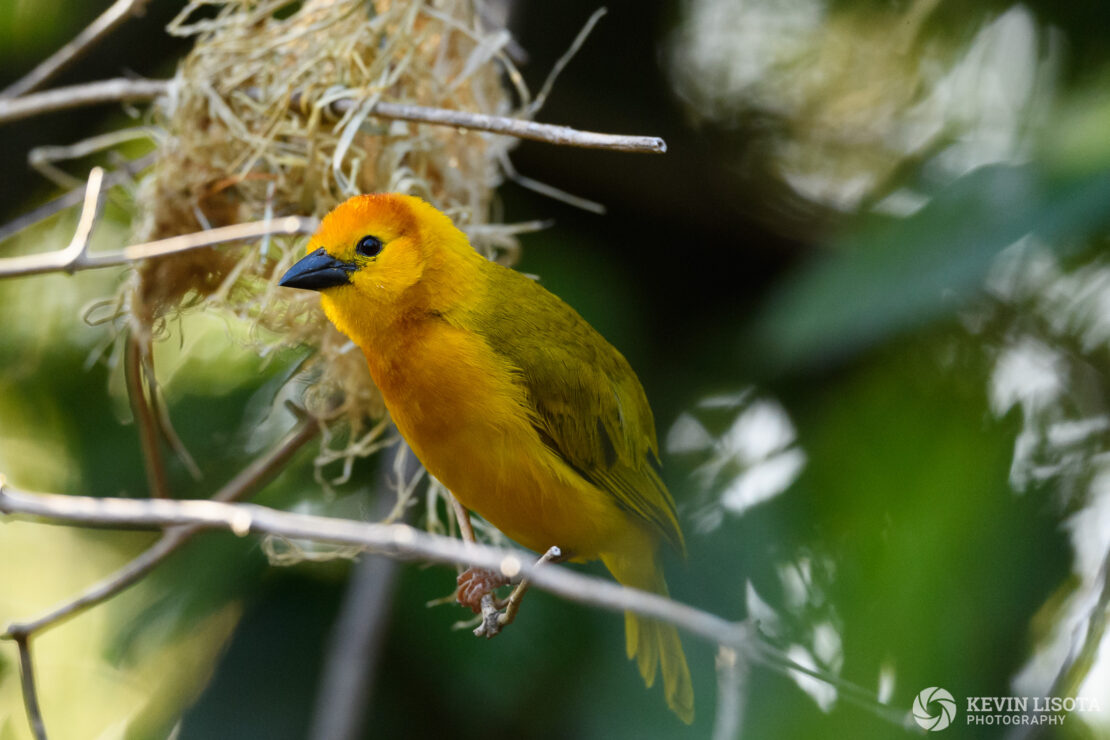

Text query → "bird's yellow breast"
[362,316,627,559]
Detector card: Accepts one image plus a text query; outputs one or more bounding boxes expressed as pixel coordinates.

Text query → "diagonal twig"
[307,437,420,740]
[525,7,607,118]
[0,0,153,99]
[14,635,48,740]
[0,215,320,280]
[0,78,171,124]
[341,99,667,154]
[498,545,564,625]
[125,331,171,499]
[29,127,159,190]
[0,414,313,740]
[497,149,606,214]
[0,154,155,245]
[0,417,318,641]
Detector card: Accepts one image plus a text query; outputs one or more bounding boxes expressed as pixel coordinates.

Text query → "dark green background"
[2,1,1108,738]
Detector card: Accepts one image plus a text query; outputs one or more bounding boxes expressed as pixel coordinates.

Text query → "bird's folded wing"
[472,270,684,554]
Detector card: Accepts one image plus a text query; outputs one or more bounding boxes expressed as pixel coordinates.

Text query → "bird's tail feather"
[603,549,694,724]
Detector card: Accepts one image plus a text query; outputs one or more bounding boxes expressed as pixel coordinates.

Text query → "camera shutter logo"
[913,687,957,731]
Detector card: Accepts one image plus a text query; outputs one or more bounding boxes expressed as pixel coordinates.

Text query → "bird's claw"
[456,567,510,613]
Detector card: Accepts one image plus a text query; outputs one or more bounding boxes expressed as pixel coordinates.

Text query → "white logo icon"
[913,687,957,731]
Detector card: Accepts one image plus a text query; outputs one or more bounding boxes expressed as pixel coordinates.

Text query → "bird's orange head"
[279,193,481,340]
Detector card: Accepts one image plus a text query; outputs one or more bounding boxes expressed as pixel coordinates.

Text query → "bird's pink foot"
[456,567,510,613]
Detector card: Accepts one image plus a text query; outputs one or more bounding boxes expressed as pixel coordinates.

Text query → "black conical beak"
[279,248,356,291]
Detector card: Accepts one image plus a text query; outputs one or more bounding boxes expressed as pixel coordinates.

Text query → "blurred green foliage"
[756,163,1110,369]
[3,1,1110,739]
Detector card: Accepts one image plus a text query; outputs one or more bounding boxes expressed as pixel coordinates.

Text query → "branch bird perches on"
[0,480,912,733]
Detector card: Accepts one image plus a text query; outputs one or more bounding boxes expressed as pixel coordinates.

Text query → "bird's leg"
[449,492,477,545]
[450,492,512,612]
[474,546,564,639]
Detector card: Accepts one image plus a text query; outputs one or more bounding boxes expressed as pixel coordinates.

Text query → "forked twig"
[1,416,314,737]
[0,214,319,280]
[0,154,154,244]
[1,418,318,640]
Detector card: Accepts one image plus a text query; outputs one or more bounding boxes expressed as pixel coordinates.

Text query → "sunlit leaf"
[756,163,1110,368]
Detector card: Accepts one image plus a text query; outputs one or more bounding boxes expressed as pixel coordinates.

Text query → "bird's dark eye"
[356,235,383,258]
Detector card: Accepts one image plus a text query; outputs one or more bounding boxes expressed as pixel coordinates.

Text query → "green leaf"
[755,163,1110,369]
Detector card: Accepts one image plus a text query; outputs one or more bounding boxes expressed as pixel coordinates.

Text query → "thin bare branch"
[526,7,607,117]
[475,0,527,64]
[0,216,319,280]
[1005,547,1110,740]
[308,439,419,740]
[29,127,159,190]
[0,477,910,729]
[0,0,153,99]
[0,154,155,245]
[498,150,606,214]
[14,635,48,740]
[149,375,203,481]
[0,486,842,702]
[356,99,667,154]
[712,646,747,740]
[0,78,171,125]
[58,166,104,271]
[310,549,400,740]
[0,418,318,639]
[0,485,743,643]
[0,76,667,153]
[125,332,171,499]
[6,527,193,641]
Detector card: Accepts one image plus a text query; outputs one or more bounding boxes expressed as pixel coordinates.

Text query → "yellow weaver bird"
[279,194,694,722]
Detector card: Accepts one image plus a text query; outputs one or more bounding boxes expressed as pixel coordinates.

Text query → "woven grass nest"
[119,0,531,476]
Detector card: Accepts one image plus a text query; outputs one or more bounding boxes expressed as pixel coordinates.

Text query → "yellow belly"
[364,319,627,559]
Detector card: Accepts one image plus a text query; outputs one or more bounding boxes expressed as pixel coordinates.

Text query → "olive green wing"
[471,266,684,554]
